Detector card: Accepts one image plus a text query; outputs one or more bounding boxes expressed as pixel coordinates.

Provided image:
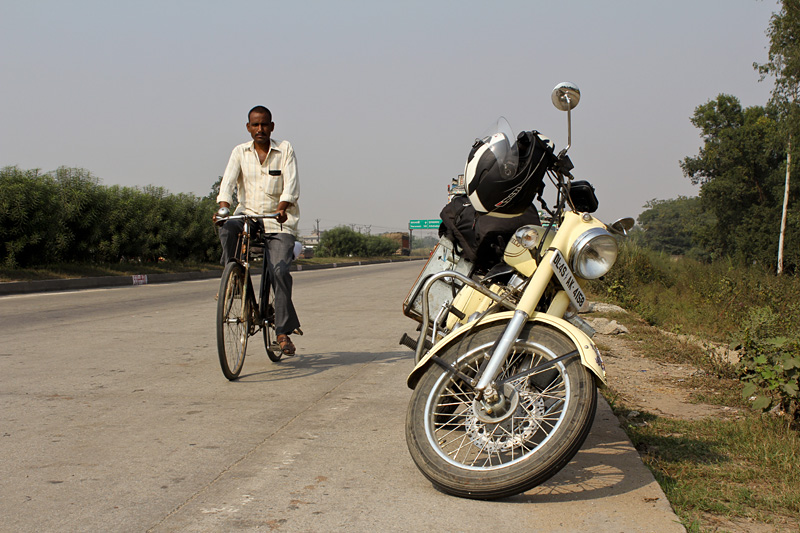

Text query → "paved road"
[0,262,684,532]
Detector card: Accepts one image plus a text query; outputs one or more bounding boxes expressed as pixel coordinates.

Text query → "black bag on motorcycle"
[474,206,541,269]
[568,180,599,213]
[438,195,479,262]
[439,195,540,270]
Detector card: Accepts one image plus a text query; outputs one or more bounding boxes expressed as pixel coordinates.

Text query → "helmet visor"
[478,117,519,178]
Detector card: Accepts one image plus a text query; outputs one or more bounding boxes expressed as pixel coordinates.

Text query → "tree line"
[1,166,220,268]
[637,1,799,273]
[0,167,407,269]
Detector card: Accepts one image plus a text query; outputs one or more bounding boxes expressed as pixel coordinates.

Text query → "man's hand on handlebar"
[213,202,231,225]
[275,200,292,224]
[213,200,287,226]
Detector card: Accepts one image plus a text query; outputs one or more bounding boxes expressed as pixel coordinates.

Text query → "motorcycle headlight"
[569,228,618,279]
[513,225,541,249]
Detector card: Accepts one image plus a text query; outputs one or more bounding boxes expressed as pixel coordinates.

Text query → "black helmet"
[464,118,556,214]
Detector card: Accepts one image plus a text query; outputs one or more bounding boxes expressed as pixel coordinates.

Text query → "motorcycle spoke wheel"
[216,262,249,380]
[406,323,597,499]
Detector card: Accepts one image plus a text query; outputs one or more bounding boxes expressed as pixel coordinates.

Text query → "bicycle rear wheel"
[262,286,282,362]
[217,262,250,380]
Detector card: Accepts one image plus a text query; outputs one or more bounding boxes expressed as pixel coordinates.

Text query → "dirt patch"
[595,331,742,421]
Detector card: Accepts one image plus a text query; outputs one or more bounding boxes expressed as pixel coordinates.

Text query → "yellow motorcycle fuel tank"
[503,225,555,277]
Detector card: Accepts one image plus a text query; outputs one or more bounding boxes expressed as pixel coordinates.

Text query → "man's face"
[247,112,273,145]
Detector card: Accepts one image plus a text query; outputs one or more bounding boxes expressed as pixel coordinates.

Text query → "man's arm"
[277,143,299,224]
[212,147,241,222]
[216,147,242,207]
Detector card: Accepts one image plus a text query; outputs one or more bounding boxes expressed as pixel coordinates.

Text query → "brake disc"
[465,391,545,453]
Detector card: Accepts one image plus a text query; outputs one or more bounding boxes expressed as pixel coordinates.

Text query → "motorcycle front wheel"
[405,323,597,500]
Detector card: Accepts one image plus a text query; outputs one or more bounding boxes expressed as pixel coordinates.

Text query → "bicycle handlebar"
[213,209,282,229]
[217,212,280,221]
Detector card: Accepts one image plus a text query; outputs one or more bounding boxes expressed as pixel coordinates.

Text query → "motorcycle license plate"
[549,249,587,311]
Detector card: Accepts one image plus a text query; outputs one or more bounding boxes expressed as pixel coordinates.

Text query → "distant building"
[300,234,320,247]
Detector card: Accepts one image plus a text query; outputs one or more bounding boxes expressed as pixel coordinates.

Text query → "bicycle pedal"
[293,327,304,336]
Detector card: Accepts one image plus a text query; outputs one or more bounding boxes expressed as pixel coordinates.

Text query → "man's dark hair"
[248,106,272,123]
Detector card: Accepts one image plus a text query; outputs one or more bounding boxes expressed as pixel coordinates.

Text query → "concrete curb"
[0,257,427,296]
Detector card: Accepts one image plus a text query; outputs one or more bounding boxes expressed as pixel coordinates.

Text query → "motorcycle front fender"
[406,311,607,389]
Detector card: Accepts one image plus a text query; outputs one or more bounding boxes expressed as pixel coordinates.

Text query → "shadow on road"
[233,349,412,382]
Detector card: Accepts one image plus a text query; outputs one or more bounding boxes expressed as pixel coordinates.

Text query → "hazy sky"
[1,1,779,237]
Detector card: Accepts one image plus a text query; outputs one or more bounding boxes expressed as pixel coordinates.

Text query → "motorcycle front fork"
[473,309,529,404]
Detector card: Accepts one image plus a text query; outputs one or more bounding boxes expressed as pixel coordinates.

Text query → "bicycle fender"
[406,311,606,389]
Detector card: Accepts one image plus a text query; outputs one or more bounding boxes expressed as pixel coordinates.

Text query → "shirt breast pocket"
[265,170,282,195]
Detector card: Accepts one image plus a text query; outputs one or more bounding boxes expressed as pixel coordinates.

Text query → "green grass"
[605,390,800,530]
[0,261,223,282]
[0,255,424,283]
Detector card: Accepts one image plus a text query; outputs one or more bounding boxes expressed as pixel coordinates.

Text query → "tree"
[207,175,237,206]
[756,0,800,273]
[681,95,789,267]
[636,196,714,259]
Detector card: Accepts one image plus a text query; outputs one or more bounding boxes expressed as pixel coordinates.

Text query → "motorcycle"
[400,82,634,500]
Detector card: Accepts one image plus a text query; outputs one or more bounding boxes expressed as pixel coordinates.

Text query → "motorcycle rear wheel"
[405,323,597,499]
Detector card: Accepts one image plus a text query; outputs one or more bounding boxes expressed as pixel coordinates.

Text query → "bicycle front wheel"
[217,262,250,380]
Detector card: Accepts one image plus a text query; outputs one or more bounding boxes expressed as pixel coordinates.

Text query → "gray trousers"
[219,220,300,336]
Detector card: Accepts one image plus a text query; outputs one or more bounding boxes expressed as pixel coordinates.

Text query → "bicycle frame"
[221,213,280,332]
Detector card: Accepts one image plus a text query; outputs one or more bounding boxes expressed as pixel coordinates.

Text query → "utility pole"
[778,136,791,274]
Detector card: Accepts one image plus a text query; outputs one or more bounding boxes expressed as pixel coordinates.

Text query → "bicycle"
[215,212,284,380]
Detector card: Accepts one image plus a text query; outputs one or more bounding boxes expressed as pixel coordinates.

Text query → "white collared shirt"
[217,138,300,235]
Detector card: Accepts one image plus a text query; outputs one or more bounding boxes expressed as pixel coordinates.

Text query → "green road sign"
[409,219,442,230]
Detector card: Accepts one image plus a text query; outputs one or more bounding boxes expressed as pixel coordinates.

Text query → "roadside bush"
[589,240,800,423]
[737,306,800,422]
[364,234,398,256]
[739,336,800,423]
[590,242,800,338]
[317,226,397,257]
[0,165,220,267]
[1,167,62,267]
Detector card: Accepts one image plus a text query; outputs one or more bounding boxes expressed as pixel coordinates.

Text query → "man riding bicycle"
[215,105,301,356]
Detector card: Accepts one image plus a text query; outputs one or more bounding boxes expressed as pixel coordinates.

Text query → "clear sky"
[0,0,779,237]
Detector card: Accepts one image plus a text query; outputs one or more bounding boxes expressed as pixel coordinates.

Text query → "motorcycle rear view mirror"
[551,82,581,111]
[609,217,635,236]
[551,82,581,155]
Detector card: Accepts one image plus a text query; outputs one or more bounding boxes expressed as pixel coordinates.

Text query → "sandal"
[277,334,296,356]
